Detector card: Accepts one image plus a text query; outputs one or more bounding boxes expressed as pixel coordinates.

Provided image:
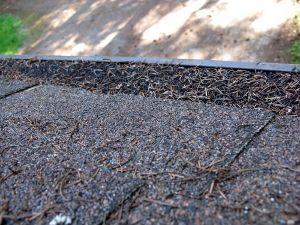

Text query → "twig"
[75,192,100,202]
[59,178,69,200]
[28,205,54,221]
[214,168,255,182]
[110,157,132,169]
[141,197,179,207]
[0,168,22,183]
[218,189,227,199]
[91,168,100,178]
[0,200,8,224]
[208,180,215,195]
[116,204,123,225]
[67,121,79,138]
[156,174,206,183]
[250,204,273,214]
[179,155,223,173]
[278,164,300,173]
[0,145,18,155]
[55,171,71,200]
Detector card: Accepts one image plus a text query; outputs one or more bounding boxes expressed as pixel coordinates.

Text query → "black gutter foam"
[0,54,299,72]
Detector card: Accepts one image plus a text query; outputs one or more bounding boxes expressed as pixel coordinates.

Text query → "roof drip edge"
[1,55,299,72]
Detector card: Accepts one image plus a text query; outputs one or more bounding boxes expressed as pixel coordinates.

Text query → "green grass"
[289,11,300,64]
[288,41,300,64]
[0,14,27,55]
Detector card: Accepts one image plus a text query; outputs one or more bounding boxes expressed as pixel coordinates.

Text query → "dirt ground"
[0,0,299,63]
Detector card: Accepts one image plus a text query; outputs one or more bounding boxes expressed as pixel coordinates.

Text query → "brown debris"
[0,59,299,116]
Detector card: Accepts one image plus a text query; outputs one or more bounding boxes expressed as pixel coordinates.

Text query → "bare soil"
[0,0,299,63]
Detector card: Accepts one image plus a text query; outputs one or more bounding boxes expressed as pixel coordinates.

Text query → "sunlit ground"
[0,0,298,62]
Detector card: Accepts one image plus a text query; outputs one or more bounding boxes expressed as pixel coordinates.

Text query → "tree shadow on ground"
[0,0,296,63]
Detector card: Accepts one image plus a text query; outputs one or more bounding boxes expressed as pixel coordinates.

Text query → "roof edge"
[1,55,299,72]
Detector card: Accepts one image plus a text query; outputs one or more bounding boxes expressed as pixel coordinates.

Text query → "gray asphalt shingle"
[2,82,297,224]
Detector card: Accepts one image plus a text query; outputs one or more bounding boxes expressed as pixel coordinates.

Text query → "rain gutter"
[1,55,299,72]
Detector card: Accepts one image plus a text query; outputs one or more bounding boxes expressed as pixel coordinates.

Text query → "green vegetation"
[0,14,27,55]
[289,12,300,64]
[288,41,300,64]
